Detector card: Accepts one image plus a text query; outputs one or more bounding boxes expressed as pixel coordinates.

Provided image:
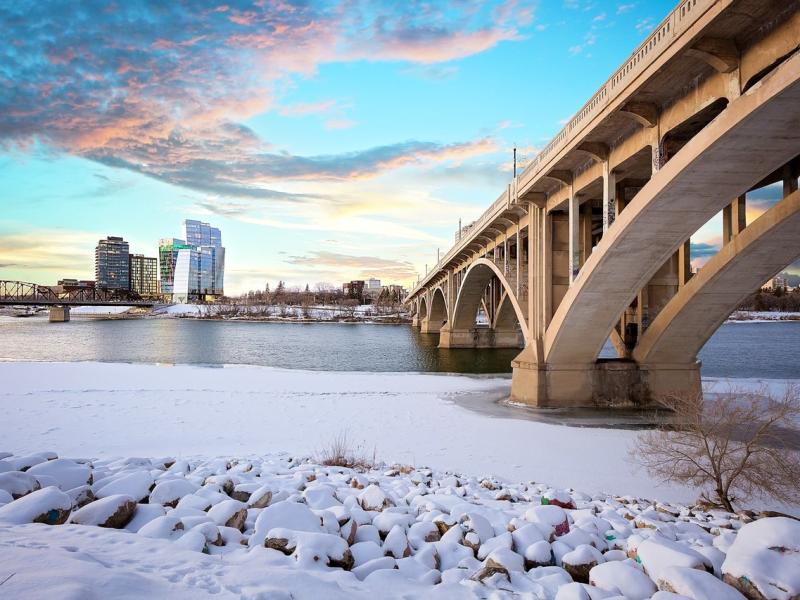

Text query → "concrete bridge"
[406,0,800,407]
[0,280,154,321]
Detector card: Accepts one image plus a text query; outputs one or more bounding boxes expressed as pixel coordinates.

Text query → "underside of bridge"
[408,0,800,408]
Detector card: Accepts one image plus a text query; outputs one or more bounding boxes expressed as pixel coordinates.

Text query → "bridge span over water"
[0,281,154,321]
[406,0,800,407]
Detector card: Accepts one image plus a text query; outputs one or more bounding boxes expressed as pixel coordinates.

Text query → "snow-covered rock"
[658,565,746,600]
[27,459,92,491]
[149,478,199,507]
[250,500,322,547]
[0,486,72,524]
[0,471,41,499]
[94,470,154,502]
[589,560,657,599]
[69,494,136,528]
[722,517,800,600]
[637,535,713,582]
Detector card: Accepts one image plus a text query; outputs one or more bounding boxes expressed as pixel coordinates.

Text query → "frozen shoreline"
[0,360,796,511]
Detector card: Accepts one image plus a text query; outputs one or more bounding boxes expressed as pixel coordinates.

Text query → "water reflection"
[0,317,798,378]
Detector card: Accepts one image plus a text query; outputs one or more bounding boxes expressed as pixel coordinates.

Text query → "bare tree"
[631,385,800,512]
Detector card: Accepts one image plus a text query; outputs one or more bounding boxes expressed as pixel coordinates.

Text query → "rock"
[658,566,746,600]
[589,560,657,600]
[525,540,554,568]
[352,556,396,581]
[65,484,95,509]
[250,500,322,547]
[207,499,247,531]
[562,544,604,583]
[149,479,199,507]
[0,486,71,524]
[247,485,273,508]
[358,484,391,511]
[543,489,577,510]
[408,521,439,549]
[0,471,41,499]
[721,517,800,600]
[526,505,571,539]
[383,524,411,558]
[69,494,137,528]
[27,459,92,491]
[265,528,353,569]
[471,557,510,583]
[94,471,154,502]
[484,547,525,573]
[637,536,713,582]
[125,504,167,533]
[138,515,185,540]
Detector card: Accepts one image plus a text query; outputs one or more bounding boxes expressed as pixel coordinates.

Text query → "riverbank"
[2,449,797,599]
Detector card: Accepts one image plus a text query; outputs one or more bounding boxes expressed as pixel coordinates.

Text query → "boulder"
[358,484,392,511]
[0,471,41,499]
[589,560,657,600]
[207,499,247,531]
[526,505,571,539]
[137,515,185,540]
[658,565,746,600]
[94,470,154,502]
[0,486,72,525]
[250,500,322,547]
[637,536,713,582]
[149,479,199,507]
[562,544,605,583]
[65,485,95,509]
[27,459,92,491]
[247,485,273,509]
[69,494,136,528]
[471,558,510,583]
[721,517,800,600]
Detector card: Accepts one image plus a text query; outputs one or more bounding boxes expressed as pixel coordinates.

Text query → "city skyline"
[1,0,796,295]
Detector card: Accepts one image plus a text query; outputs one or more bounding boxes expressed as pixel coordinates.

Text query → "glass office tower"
[158,220,225,302]
[95,236,130,289]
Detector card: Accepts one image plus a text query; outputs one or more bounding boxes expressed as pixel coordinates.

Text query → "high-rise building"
[95,236,129,289]
[129,254,158,297]
[159,220,225,303]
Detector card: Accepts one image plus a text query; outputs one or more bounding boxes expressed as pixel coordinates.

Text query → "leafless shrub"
[631,385,800,511]
[316,432,376,471]
[278,303,291,318]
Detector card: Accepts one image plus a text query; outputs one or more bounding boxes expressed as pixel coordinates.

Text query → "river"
[0,316,798,378]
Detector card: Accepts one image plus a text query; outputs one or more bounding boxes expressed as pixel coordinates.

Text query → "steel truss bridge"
[0,280,155,307]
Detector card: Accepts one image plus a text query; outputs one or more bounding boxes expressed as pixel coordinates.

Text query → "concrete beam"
[686,37,739,74]
[618,102,658,128]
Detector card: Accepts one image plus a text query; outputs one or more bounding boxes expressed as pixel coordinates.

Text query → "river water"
[0,316,798,378]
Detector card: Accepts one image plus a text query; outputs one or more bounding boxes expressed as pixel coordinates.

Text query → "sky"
[0,0,794,295]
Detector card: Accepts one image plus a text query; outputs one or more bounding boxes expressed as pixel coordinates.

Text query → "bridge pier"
[48,305,70,322]
[419,318,444,334]
[411,316,420,327]
[511,344,701,407]
[439,326,522,349]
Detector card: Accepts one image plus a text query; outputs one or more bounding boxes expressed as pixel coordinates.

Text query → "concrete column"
[515,221,521,297]
[678,240,692,287]
[580,202,593,266]
[722,195,746,245]
[504,235,508,275]
[602,161,616,233]
[783,164,798,197]
[49,305,70,322]
[568,190,579,283]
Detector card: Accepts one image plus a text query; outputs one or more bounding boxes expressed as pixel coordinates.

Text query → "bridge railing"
[409,0,717,300]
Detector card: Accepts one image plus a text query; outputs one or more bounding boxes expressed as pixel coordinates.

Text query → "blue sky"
[5,0,763,295]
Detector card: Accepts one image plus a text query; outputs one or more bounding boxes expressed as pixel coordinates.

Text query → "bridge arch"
[429,287,448,325]
[450,258,528,344]
[418,296,428,321]
[544,54,800,368]
[634,187,800,367]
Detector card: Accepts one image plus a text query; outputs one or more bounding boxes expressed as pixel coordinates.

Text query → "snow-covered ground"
[727,310,800,322]
[1,362,798,598]
[1,450,798,599]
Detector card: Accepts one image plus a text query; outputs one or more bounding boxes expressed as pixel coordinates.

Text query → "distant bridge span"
[0,280,154,308]
[407,0,800,407]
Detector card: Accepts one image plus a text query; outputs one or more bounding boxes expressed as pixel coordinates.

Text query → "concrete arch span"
[544,52,800,372]
[632,187,800,394]
[440,258,528,348]
[420,286,448,333]
[492,292,525,348]
[418,296,428,321]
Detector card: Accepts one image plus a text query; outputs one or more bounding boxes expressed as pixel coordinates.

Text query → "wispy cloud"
[286,251,417,280]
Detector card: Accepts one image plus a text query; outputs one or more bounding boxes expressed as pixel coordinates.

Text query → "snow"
[0,361,798,597]
[589,561,656,599]
[70,305,132,316]
[721,517,800,600]
[656,566,746,600]
[0,486,72,524]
